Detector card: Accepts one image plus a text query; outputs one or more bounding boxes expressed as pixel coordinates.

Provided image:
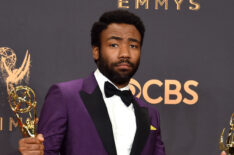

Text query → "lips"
[116,63,132,70]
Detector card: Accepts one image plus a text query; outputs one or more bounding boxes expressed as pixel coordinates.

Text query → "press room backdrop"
[0,0,233,154]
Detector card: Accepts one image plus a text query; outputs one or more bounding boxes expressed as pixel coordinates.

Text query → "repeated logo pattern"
[0,47,31,93]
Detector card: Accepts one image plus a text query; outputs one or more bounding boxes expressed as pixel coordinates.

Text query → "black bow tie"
[104,81,133,107]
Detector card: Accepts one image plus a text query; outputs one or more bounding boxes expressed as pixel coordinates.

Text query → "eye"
[109,44,118,48]
[130,44,138,48]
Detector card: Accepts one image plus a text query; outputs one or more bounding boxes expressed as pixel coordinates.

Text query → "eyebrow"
[107,36,140,43]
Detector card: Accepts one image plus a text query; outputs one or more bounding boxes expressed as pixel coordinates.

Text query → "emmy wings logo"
[129,78,199,105]
[0,47,31,94]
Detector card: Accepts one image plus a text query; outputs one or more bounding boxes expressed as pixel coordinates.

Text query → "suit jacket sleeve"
[37,85,67,154]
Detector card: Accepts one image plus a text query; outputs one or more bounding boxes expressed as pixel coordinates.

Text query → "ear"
[92,46,99,61]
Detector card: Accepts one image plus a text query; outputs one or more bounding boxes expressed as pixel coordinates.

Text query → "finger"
[19,137,41,146]
[21,150,44,155]
[19,145,44,154]
[36,134,44,142]
[24,137,41,144]
[220,151,227,155]
[20,143,44,151]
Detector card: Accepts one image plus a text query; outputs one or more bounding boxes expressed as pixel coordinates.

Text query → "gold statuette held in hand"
[219,113,234,155]
[8,86,37,137]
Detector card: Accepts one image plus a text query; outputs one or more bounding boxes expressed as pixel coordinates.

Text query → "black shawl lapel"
[130,99,150,155]
[80,86,117,155]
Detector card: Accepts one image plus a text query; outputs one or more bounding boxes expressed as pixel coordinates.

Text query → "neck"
[113,81,129,89]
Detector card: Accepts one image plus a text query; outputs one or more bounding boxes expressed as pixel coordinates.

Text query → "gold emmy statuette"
[219,113,234,155]
[8,86,37,137]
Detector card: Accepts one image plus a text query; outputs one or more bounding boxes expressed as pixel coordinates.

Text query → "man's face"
[93,23,141,87]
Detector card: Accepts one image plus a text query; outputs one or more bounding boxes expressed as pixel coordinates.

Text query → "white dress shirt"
[94,69,136,155]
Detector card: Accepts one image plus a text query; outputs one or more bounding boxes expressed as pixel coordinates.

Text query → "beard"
[97,52,140,85]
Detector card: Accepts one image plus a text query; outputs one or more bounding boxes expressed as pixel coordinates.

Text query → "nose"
[119,44,130,59]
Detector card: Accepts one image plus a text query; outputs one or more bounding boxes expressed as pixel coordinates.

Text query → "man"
[19,10,165,155]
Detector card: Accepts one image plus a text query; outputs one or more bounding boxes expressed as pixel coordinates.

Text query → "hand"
[19,134,44,155]
[220,151,227,155]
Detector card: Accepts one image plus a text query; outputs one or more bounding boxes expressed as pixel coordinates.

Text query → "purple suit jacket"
[38,73,165,155]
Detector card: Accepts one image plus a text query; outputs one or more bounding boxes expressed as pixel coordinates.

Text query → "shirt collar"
[94,69,130,97]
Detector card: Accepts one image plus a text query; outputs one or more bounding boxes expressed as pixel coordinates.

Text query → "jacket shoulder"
[56,78,84,91]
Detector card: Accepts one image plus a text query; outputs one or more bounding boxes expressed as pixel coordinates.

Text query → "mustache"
[113,59,134,67]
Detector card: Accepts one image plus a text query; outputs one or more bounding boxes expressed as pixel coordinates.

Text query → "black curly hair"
[91,10,145,48]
